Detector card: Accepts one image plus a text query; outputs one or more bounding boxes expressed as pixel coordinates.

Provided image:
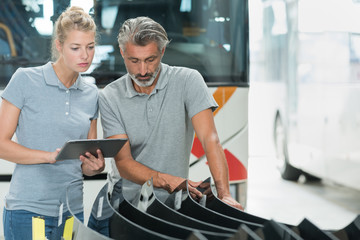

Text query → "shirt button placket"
[148,99,156,123]
[65,90,70,116]
[147,96,154,123]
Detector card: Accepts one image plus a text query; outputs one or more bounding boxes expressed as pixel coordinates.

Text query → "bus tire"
[274,114,302,181]
[303,172,321,182]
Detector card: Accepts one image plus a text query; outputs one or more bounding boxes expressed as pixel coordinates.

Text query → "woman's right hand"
[48,148,61,164]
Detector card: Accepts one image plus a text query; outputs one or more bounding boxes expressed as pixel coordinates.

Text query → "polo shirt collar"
[43,62,86,90]
[125,63,169,98]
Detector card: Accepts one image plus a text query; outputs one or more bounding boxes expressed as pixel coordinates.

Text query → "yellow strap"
[32,216,45,240]
[62,216,74,240]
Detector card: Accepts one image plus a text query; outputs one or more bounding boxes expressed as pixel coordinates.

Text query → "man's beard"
[129,65,161,88]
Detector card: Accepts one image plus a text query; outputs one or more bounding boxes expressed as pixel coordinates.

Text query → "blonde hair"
[51,6,97,61]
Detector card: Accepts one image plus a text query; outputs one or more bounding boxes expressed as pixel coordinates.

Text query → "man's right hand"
[154,172,203,200]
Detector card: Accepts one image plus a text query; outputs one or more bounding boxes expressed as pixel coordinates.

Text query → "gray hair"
[117,17,169,53]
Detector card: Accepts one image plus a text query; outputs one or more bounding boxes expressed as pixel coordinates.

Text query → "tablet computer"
[56,138,128,160]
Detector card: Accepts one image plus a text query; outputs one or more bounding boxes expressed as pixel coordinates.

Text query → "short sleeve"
[90,91,99,120]
[1,68,26,109]
[184,69,218,119]
[99,90,125,138]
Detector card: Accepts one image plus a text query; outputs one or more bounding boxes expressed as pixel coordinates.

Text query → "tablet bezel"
[55,138,128,160]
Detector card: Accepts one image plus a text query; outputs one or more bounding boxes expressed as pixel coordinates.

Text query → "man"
[99,16,242,209]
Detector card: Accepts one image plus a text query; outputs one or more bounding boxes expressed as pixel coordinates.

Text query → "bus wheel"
[274,115,301,181]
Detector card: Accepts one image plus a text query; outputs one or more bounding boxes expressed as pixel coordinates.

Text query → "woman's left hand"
[80,149,105,176]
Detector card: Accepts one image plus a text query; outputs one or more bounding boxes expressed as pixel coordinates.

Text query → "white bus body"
[250,0,360,190]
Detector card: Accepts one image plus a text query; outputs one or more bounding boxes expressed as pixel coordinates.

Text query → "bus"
[0,0,249,206]
[250,0,360,191]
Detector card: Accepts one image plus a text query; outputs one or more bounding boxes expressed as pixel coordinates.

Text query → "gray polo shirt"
[1,62,98,216]
[99,63,218,202]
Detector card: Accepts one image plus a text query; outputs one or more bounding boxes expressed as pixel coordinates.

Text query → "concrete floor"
[246,156,360,231]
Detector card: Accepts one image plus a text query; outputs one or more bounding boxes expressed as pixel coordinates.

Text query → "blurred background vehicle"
[250,0,360,191]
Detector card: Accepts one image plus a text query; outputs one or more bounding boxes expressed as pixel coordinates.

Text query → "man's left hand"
[220,194,244,210]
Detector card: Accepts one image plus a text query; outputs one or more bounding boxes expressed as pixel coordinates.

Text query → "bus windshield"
[0,0,248,88]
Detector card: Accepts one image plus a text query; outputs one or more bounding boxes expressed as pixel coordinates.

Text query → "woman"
[0,6,105,239]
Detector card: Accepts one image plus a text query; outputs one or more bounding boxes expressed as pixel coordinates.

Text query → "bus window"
[91,0,249,87]
[0,39,10,56]
[0,0,249,88]
[0,22,18,88]
[350,34,360,63]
